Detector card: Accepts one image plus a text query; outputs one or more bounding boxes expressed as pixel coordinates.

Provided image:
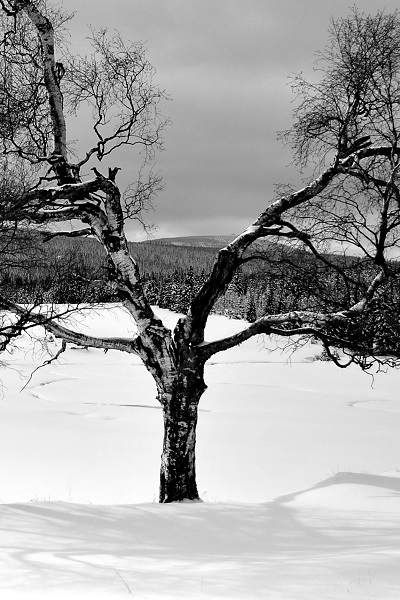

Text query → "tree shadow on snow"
[1,472,400,596]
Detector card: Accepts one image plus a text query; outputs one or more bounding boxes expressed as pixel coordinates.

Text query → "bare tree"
[1,3,400,502]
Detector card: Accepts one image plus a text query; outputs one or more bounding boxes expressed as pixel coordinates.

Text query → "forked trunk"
[159,382,205,503]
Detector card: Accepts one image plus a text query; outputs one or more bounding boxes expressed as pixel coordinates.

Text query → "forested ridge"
[2,233,400,356]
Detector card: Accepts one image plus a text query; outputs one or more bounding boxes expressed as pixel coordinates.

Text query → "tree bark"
[158,373,205,503]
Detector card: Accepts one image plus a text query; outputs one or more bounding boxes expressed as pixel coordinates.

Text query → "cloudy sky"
[64,0,400,240]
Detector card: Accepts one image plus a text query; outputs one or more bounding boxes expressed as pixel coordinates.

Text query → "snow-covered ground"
[1,305,400,598]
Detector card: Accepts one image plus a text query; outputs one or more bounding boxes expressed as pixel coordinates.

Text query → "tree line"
[2,234,400,357]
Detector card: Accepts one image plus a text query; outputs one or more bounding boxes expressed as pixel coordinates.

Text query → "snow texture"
[1,305,400,598]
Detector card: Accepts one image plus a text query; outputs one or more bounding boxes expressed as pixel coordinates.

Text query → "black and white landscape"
[1,306,400,598]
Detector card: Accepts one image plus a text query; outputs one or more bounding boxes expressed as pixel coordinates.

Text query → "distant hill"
[145,234,295,260]
[146,234,296,254]
[147,235,237,248]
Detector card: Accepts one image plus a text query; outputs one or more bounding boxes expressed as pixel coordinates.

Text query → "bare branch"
[0,295,141,354]
[199,264,388,359]
[40,228,92,242]
[20,339,67,391]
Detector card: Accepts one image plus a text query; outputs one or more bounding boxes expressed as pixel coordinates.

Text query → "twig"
[99,557,133,595]
[20,339,67,392]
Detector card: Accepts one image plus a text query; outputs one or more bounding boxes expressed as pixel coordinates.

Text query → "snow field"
[1,305,400,598]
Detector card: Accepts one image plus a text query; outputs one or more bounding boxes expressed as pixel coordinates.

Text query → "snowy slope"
[1,305,400,598]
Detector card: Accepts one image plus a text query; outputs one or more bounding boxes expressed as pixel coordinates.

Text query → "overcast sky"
[64,0,400,240]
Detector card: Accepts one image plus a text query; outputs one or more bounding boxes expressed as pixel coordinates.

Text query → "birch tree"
[1,2,400,502]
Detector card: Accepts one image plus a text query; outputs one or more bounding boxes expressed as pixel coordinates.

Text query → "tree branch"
[197,310,346,358]
[198,265,387,358]
[20,339,67,391]
[11,0,72,182]
[40,228,92,242]
[0,296,141,354]
[185,144,398,346]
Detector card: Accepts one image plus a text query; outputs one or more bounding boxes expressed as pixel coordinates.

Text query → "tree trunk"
[159,382,204,503]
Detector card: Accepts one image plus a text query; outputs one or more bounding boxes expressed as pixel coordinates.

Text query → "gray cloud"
[65,0,400,239]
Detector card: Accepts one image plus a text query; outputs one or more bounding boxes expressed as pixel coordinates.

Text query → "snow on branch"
[0,296,141,355]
